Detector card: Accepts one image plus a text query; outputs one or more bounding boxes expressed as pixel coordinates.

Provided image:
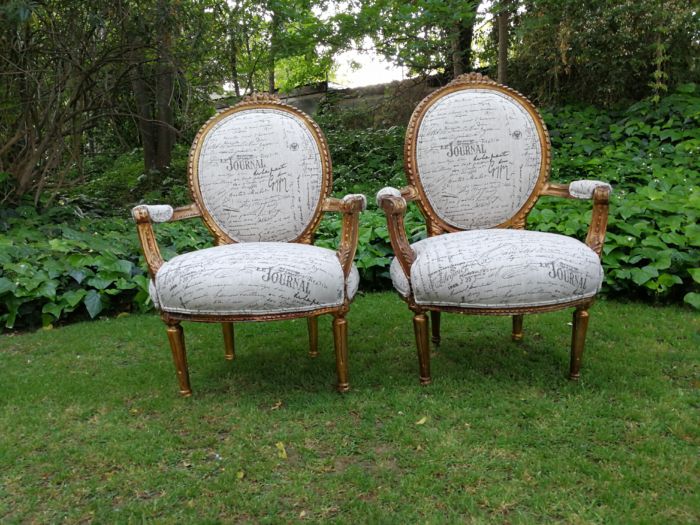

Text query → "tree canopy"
[1,0,698,203]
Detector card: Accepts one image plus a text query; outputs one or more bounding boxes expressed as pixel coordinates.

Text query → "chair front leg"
[512,315,524,341]
[222,322,235,361]
[569,307,590,380]
[430,311,441,345]
[332,314,350,392]
[307,316,319,357]
[413,311,431,385]
[165,320,192,397]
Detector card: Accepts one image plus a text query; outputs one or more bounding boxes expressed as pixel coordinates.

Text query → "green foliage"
[0,205,211,331]
[323,125,406,195]
[62,145,192,214]
[317,206,426,289]
[352,0,480,76]
[534,84,700,305]
[511,0,700,106]
[2,88,698,330]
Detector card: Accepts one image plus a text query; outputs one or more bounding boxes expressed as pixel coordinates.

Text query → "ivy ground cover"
[0,86,698,330]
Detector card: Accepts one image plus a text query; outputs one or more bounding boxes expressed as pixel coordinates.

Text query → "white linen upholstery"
[415,89,543,230]
[196,108,323,242]
[343,193,368,211]
[390,229,603,309]
[148,278,160,309]
[569,180,613,199]
[151,242,358,316]
[132,204,174,223]
[376,186,403,207]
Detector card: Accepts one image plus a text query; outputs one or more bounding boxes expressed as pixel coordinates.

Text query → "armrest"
[569,180,612,200]
[541,180,612,200]
[376,187,416,278]
[541,181,612,257]
[132,202,202,223]
[322,194,367,276]
[130,203,202,278]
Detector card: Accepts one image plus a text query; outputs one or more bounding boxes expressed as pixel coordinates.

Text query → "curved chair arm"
[131,203,202,278]
[322,194,367,276]
[542,181,612,257]
[376,186,417,278]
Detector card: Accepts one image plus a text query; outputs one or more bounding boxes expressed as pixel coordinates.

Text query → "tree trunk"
[155,0,175,171]
[129,59,157,172]
[450,4,479,79]
[230,29,241,96]
[268,10,280,92]
[497,1,511,84]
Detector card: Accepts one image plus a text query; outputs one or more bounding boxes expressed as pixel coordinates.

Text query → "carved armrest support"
[399,185,419,202]
[376,187,416,278]
[585,186,611,257]
[132,206,165,278]
[131,203,203,278]
[541,181,612,257]
[322,194,367,276]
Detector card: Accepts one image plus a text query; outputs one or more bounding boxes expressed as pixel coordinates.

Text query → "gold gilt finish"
[133,93,364,396]
[378,73,611,384]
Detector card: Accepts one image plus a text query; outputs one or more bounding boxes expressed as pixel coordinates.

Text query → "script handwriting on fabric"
[416,89,542,229]
[198,109,323,242]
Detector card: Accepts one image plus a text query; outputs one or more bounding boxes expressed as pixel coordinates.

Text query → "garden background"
[1,1,699,522]
[1,0,698,330]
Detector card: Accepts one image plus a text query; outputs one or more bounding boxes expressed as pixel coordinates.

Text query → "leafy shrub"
[61,144,192,214]
[316,206,426,289]
[0,204,210,330]
[324,126,406,196]
[537,83,700,306]
[1,87,698,330]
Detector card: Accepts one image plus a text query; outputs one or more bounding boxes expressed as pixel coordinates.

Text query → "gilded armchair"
[377,73,612,384]
[133,94,366,396]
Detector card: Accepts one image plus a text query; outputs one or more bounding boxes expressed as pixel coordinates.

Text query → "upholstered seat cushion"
[152,243,359,316]
[390,229,603,309]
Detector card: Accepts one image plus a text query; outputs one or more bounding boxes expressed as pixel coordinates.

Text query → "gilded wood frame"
[378,73,611,383]
[133,93,364,396]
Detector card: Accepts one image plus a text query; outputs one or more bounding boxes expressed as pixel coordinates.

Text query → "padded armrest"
[376,186,405,207]
[569,180,612,200]
[342,193,368,212]
[131,204,174,223]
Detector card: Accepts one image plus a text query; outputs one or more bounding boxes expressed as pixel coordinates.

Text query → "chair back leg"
[413,312,432,385]
[307,316,319,357]
[512,315,524,341]
[222,322,235,361]
[332,314,350,392]
[166,321,192,397]
[430,311,441,345]
[569,307,590,380]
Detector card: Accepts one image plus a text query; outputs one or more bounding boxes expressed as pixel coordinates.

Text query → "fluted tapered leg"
[332,315,349,392]
[512,315,524,341]
[430,311,441,345]
[569,308,590,380]
[166,322,192,397]
[413,312,431,385]
[307,316,319,358]
[222,322,235,361]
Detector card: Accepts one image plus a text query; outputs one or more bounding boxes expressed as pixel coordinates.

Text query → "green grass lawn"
[1,293,698,523]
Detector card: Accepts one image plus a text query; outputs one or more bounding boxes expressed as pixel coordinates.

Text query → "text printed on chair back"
[189,95,331,243]
[405,74,551,232]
